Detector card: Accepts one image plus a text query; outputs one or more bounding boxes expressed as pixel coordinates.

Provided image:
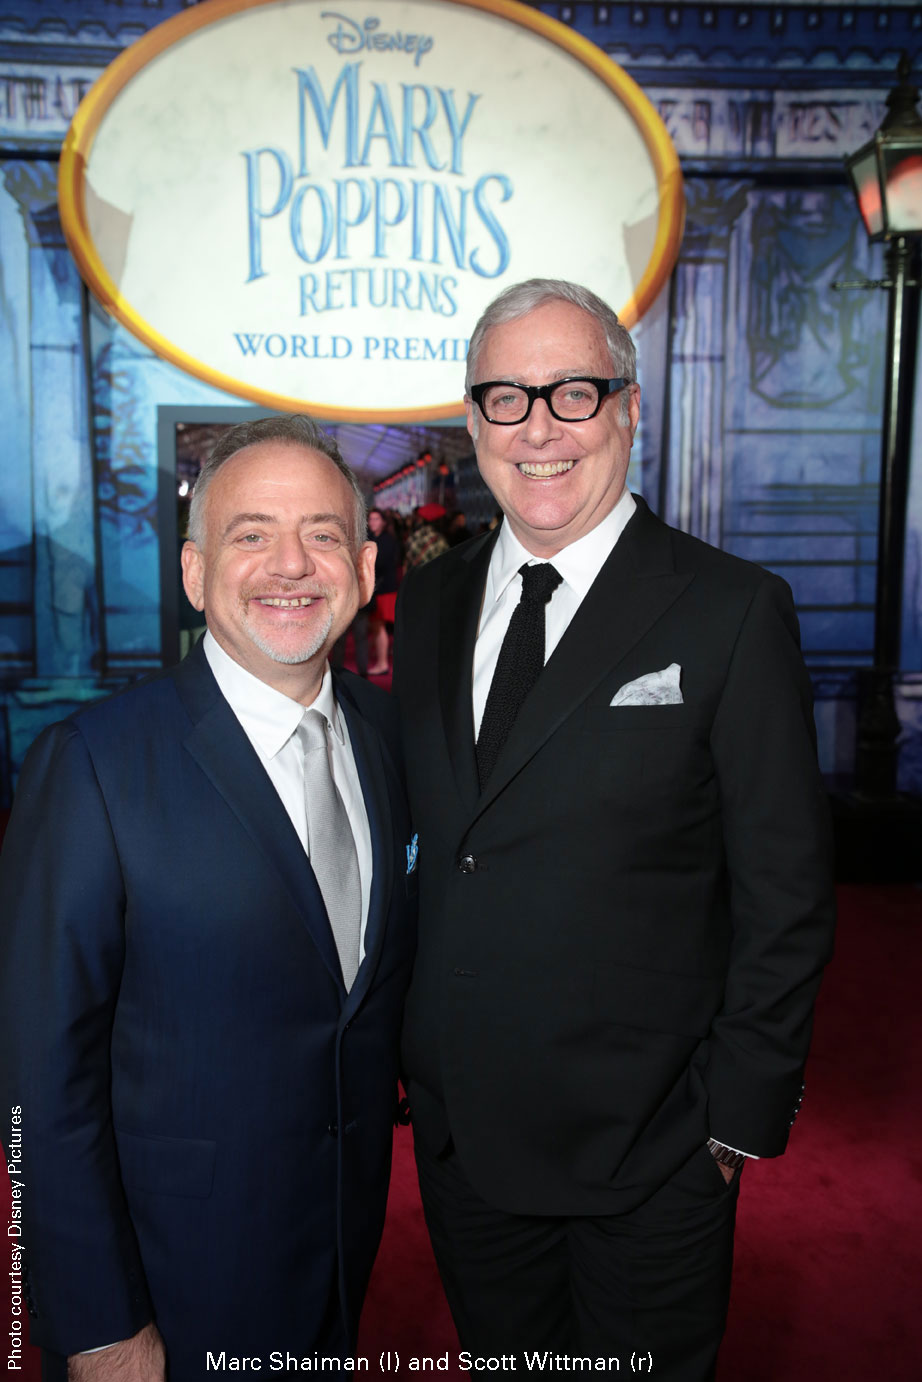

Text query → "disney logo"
[322,12,434,67]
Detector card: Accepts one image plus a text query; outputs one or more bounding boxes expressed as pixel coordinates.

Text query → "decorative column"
[3,161,101,679]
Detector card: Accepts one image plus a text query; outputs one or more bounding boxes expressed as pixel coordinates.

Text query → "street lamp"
[845,57,922,243]
[842,56,922,799]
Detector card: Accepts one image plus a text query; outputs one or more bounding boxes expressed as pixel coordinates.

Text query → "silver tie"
[296,709,362,990]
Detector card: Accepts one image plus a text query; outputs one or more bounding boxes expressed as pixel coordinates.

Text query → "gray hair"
[187,415,366,551]
[465,278,637,398]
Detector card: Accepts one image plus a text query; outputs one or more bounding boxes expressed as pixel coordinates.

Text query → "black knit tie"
[476,562,563,787]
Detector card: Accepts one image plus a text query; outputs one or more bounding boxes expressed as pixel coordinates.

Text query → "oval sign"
[59,0,684,422]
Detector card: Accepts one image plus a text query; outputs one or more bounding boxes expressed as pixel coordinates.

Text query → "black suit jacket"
[394,498,835,1216]
[0,641,416,1373]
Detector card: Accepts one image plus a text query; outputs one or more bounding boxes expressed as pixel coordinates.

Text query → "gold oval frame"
[59,0,685,423]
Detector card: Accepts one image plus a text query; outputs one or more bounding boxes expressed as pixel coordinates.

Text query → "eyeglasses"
[468,377,631,425]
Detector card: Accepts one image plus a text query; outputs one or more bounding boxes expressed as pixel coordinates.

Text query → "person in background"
[394,278,835,1380]
[403,503,450,570]
[0,415,415,1379]
[446,511,470,548]
[367,507,401,676]
[330,592,371,676]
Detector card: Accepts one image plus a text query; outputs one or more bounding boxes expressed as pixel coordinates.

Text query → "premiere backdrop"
[1,0,921,803]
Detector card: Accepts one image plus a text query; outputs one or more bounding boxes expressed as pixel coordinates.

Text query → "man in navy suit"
[394,280,835,1379]
[0,416,415,1379]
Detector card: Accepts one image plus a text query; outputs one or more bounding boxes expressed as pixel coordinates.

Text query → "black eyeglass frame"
[468,376,632,425]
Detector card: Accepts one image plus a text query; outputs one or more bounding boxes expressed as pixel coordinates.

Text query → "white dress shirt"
[203,631,373,956]
[473,489,637,738]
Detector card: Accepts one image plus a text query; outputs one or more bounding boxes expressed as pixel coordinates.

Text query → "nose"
[520,395,562,446]
[269,530,316,579]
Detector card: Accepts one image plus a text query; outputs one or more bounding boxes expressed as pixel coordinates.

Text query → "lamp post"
[842,56,922,799]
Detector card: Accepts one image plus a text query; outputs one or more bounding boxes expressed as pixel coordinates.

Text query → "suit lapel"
[437,529,497,808]
[173,643,345,988]
[474,500,693,817]
[334,682,396,1013]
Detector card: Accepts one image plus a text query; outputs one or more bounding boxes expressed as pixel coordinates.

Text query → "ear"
[181,541,206,612]
[465,396,477,441]
[626,383,642,439]
[356,540,377,608]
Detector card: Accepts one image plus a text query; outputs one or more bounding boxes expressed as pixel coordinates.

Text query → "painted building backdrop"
[1,0,921,805]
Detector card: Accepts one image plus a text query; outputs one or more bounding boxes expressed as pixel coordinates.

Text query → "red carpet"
[358,885,922,1379]
[4,885,921,1378]
[717,884,922,1379]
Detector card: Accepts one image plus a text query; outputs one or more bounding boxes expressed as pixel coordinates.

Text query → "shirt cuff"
[709,1138,759,1160]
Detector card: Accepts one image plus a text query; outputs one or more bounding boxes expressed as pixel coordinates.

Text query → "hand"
[68,1323,166,1381]
[716,1160,739,1186]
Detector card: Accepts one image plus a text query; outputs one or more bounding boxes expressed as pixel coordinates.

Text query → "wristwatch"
[707,1138,747,1171]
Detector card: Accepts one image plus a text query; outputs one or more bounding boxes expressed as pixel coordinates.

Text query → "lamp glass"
[881,145,922,233]
[847,145,885,238]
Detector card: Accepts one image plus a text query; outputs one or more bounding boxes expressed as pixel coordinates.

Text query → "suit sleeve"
[0,722,153,1354]
[705,573,836,1157]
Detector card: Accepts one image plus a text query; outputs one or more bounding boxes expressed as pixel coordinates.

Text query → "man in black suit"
[394,280,835,1379]
[0,416,415,1379]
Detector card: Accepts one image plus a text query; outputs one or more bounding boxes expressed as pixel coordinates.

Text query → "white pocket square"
[610,663,683,707]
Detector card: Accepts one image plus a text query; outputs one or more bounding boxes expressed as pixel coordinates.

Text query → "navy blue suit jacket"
[0,641,415,1374]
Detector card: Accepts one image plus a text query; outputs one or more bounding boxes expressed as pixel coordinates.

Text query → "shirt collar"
[202,631,344,760]
[486,488,637,605]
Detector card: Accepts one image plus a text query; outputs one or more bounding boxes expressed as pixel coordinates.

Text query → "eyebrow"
[222,512,350,540]
[491,369,605,384]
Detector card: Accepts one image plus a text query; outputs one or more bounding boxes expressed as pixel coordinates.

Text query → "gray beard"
[243,607,334,665]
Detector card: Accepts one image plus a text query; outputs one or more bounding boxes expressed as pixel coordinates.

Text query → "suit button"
[458,854,477,873]
[327,1122,338,1136]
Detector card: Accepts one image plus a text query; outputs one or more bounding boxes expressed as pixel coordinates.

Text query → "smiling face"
[466,299,640,558]
[181,441,375,703]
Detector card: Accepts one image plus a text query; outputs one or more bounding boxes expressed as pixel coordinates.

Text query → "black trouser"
[414,1137,740,1382]
[330,607,369,676]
